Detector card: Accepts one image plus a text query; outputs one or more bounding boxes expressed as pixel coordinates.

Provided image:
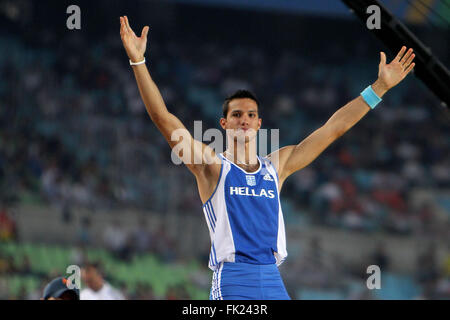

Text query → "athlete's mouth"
[233,128,254,136]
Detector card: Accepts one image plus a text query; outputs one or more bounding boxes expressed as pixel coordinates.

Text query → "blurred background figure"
[371,242,390,272]
[41,276,80,300]
[80,262,125,300]
[0,205,18,242]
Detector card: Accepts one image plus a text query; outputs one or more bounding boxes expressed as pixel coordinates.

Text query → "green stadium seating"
[1,241,209,299]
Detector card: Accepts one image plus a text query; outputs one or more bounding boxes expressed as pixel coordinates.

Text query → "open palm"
[378,46,415,90]
[119,16,149,63]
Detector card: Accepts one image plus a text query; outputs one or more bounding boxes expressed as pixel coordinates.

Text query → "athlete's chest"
[223,166,278,200]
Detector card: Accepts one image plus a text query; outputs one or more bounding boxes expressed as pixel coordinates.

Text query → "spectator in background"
[60,201,73,224]
[70,246,87,267]
[415,242,440,299]
[40,160,61,204]
[422,243,450,300]
[0,205,17,242]
[77,216,92,247]
[444,245,450,277]
[371,242,390,271]
[17,254,32,276]
[292,167,317,207]
[132,283,155,300]
[117,234,135,262]
[132,218,153,254]
[165,284,190,300]
[41,276,80,300]
[102,220,128,258]
[80,262,125,300]
[416,243,439,283]
[152,222,176,263]
[312,178,342,224]
[414,202,435,234]
[294,237,330,288]
[435,276,450,299]
[0,252,11,275]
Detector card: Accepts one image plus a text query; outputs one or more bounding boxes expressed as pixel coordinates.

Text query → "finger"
[125,17,131,34]
[394,46,407,62]
[120,16,128,34]
[400,48,413,65]
[120,18,125,37]
[120,17,125,33]
[125,16,133,32]
[404,62,415,75]
[379,52,386,66]
[121,19,128,38]
[404,53,415,69]
[141,26,149,39]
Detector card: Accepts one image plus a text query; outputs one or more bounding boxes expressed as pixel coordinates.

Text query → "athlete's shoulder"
[259,154,274,168]
[262,150,286,174]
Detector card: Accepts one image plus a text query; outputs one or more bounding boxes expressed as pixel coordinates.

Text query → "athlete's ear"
[258,118,262,130]
[220,117,227,130]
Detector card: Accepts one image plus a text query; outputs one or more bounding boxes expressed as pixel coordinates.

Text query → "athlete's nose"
[240,114,250,127]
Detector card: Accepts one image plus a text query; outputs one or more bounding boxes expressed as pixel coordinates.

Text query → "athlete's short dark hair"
[222,89,259,118]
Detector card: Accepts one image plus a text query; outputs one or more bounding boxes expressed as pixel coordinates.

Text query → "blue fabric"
[210,262,291,300]
[360,85,382,109]
[223,159,280,265]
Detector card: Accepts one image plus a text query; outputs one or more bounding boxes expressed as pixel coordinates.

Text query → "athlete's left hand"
[374,46,415,95]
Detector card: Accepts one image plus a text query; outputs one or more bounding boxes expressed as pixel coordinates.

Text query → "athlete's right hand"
[119,16,149,63]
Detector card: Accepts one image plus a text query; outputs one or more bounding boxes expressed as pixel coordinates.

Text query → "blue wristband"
[360,85,382,109]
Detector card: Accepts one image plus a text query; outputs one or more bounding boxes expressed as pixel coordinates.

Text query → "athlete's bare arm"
[269,46,416,189]
[119,16,220,202]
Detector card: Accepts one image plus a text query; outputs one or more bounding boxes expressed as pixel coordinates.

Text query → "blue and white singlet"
[202,153,288,271]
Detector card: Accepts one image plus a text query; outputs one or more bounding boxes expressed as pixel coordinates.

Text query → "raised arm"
[269,46,416,187]
[119,16,219,176]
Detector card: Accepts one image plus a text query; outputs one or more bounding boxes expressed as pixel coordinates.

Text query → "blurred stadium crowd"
[0,1,449,299]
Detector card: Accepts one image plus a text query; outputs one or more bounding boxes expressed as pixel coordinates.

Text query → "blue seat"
[374,272,421,300]
[297,288,345,300]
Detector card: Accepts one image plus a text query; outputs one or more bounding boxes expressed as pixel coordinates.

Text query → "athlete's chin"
[233,135,257,144]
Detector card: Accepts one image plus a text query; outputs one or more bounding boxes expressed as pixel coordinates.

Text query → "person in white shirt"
[80,262,125,300]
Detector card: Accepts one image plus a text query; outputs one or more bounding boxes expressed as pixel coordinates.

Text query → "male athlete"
[119,16,415,300]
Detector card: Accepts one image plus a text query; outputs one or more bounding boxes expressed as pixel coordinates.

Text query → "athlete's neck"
[224,140,259,169]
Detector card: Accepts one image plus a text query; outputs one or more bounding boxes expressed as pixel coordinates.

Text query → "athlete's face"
[220,98,262,143]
